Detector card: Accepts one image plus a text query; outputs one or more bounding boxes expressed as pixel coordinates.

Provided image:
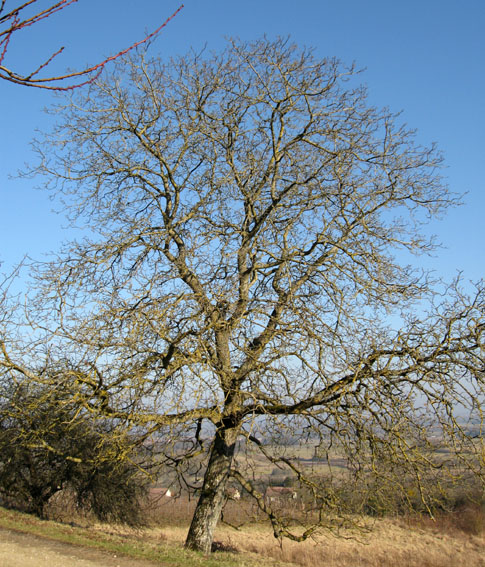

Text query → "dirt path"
[0,527,163,567]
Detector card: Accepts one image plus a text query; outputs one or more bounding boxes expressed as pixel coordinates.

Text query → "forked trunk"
[185,422,239,553]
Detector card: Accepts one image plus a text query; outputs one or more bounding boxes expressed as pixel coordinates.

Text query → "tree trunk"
[185,421,239,553]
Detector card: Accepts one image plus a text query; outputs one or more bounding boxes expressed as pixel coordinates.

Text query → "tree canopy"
[2,38,484,552]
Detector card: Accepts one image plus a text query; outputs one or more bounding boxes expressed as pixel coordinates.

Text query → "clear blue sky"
[1,0,484,285]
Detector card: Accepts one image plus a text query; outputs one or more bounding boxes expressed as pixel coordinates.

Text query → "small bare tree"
[0,376,149,523]
[14,38,485,552]
[0,0,183,89]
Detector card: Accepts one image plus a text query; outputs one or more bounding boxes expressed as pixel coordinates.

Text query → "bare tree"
[0,0,183,89]
[17,38,485,552]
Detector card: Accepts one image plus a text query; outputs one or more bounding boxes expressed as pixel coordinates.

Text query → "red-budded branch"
[0,1,183,89]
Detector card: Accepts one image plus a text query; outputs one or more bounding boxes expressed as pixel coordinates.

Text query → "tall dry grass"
[145,497,485,567]
[148,518,484,567]
[216,520,484,567]
[45,490,485,567]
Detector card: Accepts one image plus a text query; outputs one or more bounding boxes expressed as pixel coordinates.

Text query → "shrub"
[0,381,148,524]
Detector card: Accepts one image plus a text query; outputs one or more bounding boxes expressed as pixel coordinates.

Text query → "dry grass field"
[227,517,485,567]
[139,495,485,567]
[154,521,485,567]
[1,500,484,567]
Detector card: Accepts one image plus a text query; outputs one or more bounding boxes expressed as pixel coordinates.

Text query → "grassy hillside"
[1,503,484,567]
